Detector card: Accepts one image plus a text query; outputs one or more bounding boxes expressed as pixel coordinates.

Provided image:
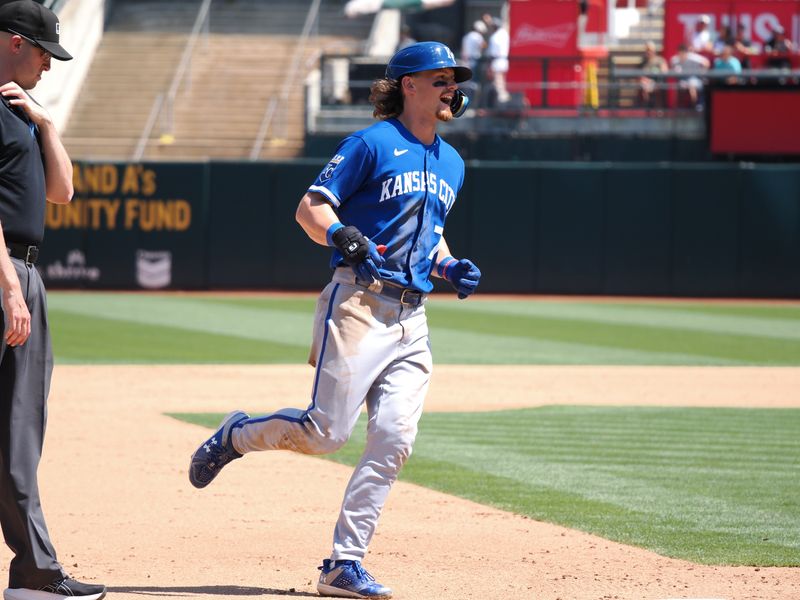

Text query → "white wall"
[34,0,105,133]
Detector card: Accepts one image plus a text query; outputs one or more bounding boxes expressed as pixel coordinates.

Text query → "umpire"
[0,2,105,599]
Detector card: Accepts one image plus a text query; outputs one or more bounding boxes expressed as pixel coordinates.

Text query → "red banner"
[710,87,800,155]
[586,0,609,34]
[509,0,579,57]
[664,0,800,60]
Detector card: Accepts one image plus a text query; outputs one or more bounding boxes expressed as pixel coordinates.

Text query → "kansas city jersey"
[308,118,465,293]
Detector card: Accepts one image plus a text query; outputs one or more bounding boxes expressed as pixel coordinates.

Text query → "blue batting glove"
[353,240,385,282]
[439,257,481,299]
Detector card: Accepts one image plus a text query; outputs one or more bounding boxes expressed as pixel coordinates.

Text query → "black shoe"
[4,576,107,600]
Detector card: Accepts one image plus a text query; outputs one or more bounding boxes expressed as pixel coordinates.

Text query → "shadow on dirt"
[108,586,319,597]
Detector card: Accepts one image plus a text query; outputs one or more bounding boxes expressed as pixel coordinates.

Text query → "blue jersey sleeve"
[308,136,374,208]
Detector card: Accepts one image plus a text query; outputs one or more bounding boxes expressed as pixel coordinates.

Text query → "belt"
[335,267,426,307]
[371,282,425,307]
[7,242,39,265]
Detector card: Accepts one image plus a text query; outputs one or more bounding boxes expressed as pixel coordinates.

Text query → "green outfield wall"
[37,160,800,297]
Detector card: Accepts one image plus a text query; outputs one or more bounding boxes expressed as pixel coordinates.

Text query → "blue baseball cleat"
[188,410,249,489]
[317,559,392,599]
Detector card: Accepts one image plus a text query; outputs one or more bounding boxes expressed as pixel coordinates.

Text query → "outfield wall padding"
[38,160,800,297]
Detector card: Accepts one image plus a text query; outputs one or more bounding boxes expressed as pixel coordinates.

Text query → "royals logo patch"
[320,154,345,182]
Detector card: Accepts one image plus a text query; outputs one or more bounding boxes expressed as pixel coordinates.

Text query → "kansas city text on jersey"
[379,170,456,211]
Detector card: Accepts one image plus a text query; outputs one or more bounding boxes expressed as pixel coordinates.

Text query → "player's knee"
[380,432,417,469]
[306,429,350,455]
[395,436,415,463]
[298,414,352,454]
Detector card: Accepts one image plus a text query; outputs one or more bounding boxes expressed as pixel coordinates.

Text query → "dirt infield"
[1,365,798,600]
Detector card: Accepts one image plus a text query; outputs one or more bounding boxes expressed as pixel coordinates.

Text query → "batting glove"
[329,223,385,282]
[438,256,481,299]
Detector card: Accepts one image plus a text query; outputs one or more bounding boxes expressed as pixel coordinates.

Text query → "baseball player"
[189,41,481,599]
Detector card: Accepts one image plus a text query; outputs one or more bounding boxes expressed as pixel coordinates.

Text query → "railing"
[312,52,800,116]
[249,0,322,160]
[132,0,212,161]
[133,93,164,161]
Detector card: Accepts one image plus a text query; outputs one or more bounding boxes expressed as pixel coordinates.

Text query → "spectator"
[733,23,755,53]
[461,19,487,73]
[689,14,713,53]
[480,12,494,33]
[765,25,794,69]
[487,17,510,105]
[638,41,667,108]
[670,43,710,108]
[713,24,735,55]
[714,44,742,72]
[396,24,417,52]
[733,23,756,68]
[713,44,742,84]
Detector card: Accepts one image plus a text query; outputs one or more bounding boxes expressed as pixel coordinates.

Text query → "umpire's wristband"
[437,256,458,279]
[325,222,344,247]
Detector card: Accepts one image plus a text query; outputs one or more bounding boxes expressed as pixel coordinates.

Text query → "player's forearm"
[39,120,73,205]
[296,192,340,246]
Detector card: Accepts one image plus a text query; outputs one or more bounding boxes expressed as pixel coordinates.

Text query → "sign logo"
[512,23,576,49]
[56,23,60,35]
[393,148,409,157]
[44,249,101,282]
[136,250,172,289]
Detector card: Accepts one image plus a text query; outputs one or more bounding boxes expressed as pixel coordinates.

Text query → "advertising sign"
[509,0,579,57]
[664,0,800,60]
[40,162,208,289]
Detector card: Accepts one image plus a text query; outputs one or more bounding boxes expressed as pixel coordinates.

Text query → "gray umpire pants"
[0,259,64,588]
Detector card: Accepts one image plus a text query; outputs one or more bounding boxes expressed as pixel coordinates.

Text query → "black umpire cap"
[0,0,72,61]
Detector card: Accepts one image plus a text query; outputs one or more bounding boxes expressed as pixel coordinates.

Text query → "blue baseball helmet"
[386,41,472,82]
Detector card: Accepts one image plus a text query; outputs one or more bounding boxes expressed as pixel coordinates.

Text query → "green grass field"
[174,406,800,566]
[48,292,800,365]
[47,292,800,566]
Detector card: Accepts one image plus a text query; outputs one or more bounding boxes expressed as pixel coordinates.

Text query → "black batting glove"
[332,225,370,264]
[331,225,384,281]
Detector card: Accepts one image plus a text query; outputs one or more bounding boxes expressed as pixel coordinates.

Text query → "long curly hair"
[369,77,404,120]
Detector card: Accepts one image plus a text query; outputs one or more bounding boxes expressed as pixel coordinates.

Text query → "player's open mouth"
[440,94,453,104]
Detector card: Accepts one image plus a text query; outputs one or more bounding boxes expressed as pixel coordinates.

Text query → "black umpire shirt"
[0,94,46,246]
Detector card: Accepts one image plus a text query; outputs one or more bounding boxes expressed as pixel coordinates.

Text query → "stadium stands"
[63,0,372,160]
[60,0,798,163]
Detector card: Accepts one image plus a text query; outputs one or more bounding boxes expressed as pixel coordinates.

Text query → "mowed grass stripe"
[452,430,799,457]
[426,305,800,364]
[50,311,308,364]
[427,299,800,341]
[642,303,800,322]
[196,296,317,313]
[176,406,800,565]
[415,407,800,564]
[48,293,314,347]
[406,408,800,549]
[47,293,800,365]
[429,328,743,365]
